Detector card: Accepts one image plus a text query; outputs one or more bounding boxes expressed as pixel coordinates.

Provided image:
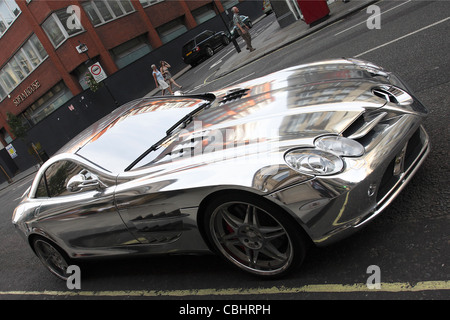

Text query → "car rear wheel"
[222,36,230,45]
[203,193,307,278]
[32,237,71,280]
[206,46,214,57]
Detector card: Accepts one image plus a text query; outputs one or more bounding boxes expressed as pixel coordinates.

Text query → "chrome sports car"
[13,59,429,280]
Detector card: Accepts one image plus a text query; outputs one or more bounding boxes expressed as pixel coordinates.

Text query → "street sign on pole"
[89,63,107,83]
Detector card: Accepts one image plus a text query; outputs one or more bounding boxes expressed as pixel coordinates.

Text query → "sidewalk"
[0,165,38,193]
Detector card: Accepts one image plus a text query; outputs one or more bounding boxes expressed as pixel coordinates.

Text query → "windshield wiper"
[165,99,213,136]
[125,94,215,172]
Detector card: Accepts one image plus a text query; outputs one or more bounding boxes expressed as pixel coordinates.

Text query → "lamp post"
[212,1,241,53]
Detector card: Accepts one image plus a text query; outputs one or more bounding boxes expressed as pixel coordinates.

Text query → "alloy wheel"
[209,200,296,277]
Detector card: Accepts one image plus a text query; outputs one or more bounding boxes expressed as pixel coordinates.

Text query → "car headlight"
[314,136,364,157]
[285,136,364,176]
[285,149,343,176]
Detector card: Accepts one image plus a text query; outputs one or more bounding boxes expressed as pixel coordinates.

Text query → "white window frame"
[83,0,135,27]
[0,34,48,102]
[139,0,164,8]
[42,10,84,48]
[0,0,21,38]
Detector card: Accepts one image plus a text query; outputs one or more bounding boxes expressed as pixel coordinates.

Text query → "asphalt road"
[0,0,448,304]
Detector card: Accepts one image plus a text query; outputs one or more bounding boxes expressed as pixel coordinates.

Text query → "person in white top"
[152,64,173,95]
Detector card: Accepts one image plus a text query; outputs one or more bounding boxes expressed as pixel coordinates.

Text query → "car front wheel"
[203,193,307,278]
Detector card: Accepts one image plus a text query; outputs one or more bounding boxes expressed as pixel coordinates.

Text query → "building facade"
[0,0,246,148]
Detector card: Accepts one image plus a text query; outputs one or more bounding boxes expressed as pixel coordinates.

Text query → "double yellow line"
[1,280,449,297]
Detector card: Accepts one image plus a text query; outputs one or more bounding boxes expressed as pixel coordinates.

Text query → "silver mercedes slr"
[12,59,429,280]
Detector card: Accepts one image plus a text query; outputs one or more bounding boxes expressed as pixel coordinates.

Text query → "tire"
[222,36,230,45]
[32,237,71,280]
[205,46,214,57]
[203,193,307,278]
[247,21,253,28]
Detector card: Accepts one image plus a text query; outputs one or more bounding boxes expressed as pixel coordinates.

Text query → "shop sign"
[13,80,41,106]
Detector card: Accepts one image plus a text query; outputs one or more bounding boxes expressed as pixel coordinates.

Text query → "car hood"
[150,60,391,165]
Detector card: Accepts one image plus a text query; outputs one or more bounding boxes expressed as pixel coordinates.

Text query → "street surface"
[0,0,448,303]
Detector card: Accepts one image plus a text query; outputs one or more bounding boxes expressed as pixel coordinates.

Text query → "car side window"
[35,160,85,198]
[35,176,48,198]
[197,33,208,42]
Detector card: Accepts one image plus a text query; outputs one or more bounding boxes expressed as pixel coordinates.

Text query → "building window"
[82,0,135,27]
[192,4,216,25]
[110,35,152,69]
[0,0,21,37]
[156,17,188,44]
[222,0,239,10]
[42,8,84,48]
[139,0,164,8]
[0,34,48,101]
[23,82,73,125]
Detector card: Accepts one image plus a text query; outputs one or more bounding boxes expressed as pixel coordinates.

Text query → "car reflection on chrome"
[13,58,429,280]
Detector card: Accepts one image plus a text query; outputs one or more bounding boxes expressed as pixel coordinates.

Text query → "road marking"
[334,0,412,36]
[209,59,223,70]
[226,72,255,86]
[355,16,450,57]
[1,280,449,297]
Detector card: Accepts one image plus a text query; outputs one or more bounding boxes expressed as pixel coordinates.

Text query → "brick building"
[0,0,246,148]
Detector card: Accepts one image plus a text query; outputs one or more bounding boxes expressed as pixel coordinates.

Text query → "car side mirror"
[67,173,106,193]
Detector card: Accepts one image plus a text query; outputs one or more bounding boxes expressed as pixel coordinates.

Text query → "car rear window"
[182,40,195,54]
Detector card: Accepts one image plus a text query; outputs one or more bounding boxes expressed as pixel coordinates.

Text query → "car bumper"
[267,120,429,247]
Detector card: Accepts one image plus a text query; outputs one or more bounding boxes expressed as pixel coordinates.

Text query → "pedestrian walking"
[160,60,182,91]
[152,64,172,95]
[232,6,255,52]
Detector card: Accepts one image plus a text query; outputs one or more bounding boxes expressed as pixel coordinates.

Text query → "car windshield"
[76,97,211,173]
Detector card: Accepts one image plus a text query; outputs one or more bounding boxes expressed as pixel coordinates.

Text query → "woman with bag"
[160,60,182,91]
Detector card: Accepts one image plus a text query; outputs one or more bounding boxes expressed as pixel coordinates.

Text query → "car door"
[113,172,202,251]
[34,159,138,250]
[211,30,222,49]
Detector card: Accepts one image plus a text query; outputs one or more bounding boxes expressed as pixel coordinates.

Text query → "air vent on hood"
[372,85,413,106]
[343,112,387,140]
[218,88,250,106]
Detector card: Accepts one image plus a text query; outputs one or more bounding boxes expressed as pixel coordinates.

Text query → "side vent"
[372,85,413,106]
[218,88,250,106]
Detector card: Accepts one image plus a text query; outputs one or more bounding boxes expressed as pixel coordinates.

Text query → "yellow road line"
[1,281,449,297]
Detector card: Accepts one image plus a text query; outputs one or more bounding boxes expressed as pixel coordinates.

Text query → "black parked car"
[182,30,230,67]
